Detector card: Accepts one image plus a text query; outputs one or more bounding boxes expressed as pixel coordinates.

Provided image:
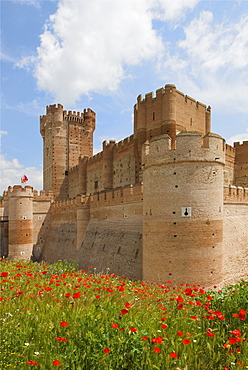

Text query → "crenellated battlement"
[225,143,236,157]
[3,186,53,201]
[33,190,53,201]
[63,108,96,123]
[234,140,248,148]
[52,196,81,209]
[224,185,248,204]
[135,84,208,112]
[113,135,134,152]
[87,151,104,165]
[143,132,225,168]
[6,185,34,197]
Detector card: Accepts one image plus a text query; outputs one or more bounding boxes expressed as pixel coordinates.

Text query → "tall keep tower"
[142,132,225,288]
[40,104,95,200]
[133,84,211,183]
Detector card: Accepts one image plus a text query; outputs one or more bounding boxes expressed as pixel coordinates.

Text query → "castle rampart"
[1,84,247,288]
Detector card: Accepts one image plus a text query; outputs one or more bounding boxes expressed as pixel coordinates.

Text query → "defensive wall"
[40,184,143,279]
[223,185,248,286]
[1,84,248,288]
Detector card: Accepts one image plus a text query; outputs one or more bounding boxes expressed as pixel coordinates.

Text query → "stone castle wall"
[1,84,248,287]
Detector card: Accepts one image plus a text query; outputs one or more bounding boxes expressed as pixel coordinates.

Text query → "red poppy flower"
[111,323,118,328]
[142,336,148,340]
[153,347,161,353]
[239,309,246,316]
[223,343,231,349]
[72,292,81,299]
[130,327,137,332]
[95,295,101,298]
[229,329,242,337]
[152,336,163,344]
[170,352,178,358]
[206,329,215,337]
[177,304,184,310]
[120,309,129,315]
[125,302,131,309]
[27,361,39,366]
[65,293,70,298]
[60,321,69,327]
[103,347,110,353]
[182,339,190,345]
[53,360,61,366]
[56,337,67,342]
[177,330,183,337]
[0,272,8,277]
[176,296,184,303]
[161,324,167,329]
[229,337,242,344]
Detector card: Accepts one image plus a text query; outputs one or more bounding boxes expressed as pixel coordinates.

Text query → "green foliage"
[0,260,247,369]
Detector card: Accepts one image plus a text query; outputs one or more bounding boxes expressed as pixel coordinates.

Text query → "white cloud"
[0,131,8,137]
[18,0,199,105]
[226,129,248,146]
[0,154,43,195]
[158,11,248,113]
[12,0,41,8]
[153,0,200,21]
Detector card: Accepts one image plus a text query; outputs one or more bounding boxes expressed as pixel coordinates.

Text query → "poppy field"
[0,259,247,370]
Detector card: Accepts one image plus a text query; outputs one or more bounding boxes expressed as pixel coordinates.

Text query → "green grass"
[0,259,247,369]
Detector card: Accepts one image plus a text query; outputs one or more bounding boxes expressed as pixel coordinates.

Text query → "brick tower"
[40,104,95,200]
[7,185,34,260]
[142,132,225,288]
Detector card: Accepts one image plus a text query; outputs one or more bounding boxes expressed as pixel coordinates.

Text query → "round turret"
[142,132,225,288]
[7,185,34,260]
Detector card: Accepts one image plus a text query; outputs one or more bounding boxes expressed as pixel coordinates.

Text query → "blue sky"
[1,0,248,194]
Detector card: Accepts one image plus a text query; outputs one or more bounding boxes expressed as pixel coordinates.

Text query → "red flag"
[21,175,28,184]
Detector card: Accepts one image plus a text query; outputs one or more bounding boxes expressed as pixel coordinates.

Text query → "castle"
[1,84,248,288]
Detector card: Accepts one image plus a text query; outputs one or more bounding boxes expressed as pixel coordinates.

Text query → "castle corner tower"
[142,132,225,288]
[7,185,34,261]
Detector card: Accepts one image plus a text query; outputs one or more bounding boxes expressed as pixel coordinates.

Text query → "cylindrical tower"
[142,132,225,288]
[8,185,34,260]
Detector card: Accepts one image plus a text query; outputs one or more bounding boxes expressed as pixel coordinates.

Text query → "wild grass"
[0,259,247,369]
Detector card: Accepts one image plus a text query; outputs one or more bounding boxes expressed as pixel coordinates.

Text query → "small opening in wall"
[210,271,213,274]
[169,273,172,276]
[173,222,176,225]
[173,211,176,214]
[173,172,176,175]
[174,235,177,237]
[175,185,178,188]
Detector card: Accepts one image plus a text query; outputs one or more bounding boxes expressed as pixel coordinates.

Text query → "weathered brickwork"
[1,84,247,288]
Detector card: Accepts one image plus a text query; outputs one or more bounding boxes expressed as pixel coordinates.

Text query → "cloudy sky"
[1,0,248,194]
